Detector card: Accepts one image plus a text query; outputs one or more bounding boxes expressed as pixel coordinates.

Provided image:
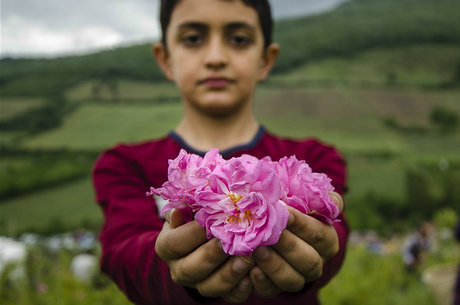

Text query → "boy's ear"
[258,43,280,82]
[153,42,174,81]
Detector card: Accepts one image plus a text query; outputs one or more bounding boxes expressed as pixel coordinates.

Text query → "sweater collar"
[169,125,265,158]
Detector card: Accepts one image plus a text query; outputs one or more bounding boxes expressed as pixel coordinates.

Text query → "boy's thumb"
[329,192,344,213]
[164,208,186,228]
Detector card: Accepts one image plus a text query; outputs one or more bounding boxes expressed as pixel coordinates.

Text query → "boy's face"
[155,0,278,118]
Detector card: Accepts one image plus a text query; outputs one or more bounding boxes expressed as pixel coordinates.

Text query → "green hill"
[1,0,459,97]
[273,0,460,71]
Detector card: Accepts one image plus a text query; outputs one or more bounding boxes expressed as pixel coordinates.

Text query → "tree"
[429,106,458,132]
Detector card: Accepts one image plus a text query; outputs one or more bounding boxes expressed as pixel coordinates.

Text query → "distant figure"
[454,221,460,305]
[402,223,432,273]
[70,251,97,283]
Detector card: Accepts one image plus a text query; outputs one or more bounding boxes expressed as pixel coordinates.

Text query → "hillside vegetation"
[273,0,460,72]
[1,0,459,233]
[1,0,460,97]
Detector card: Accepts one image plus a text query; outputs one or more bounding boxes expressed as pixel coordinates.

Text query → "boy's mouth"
[199,77,235,88]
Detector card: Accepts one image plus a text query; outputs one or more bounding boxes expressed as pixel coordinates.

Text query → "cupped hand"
[249,191,344,298]
[155,209,255,303]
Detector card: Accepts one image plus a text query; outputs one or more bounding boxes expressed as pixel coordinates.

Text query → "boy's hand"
[249,192,344,298]
[156,209,255,303]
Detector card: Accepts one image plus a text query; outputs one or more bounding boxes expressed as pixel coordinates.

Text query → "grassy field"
[0,178,100,236]
[65,80,180,102]
[269,44,460,88]
[1,85,459,235]
[18,86,460,153]
[22,103,182,150]
[3,238,457,305]
[0,97,46,120]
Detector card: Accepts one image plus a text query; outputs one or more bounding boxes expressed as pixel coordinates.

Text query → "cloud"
[270,0,348,19]
[1,0,160,57]
[2,15,124,56]
[1,0,347,58]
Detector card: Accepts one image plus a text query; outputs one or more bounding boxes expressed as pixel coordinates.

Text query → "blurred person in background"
[402,222,433,274]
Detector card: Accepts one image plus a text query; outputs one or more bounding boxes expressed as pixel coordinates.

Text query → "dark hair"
[160,0,273,49]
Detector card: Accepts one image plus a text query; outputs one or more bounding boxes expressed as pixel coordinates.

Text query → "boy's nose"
[204,37,228,70]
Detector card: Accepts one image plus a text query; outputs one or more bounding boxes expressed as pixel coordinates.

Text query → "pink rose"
[194,155,289,256]
[147,150,339,256]
[147,149,225,221]
[276,155,339,224]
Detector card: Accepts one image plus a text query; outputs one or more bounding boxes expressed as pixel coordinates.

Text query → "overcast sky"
[1,0,348,58]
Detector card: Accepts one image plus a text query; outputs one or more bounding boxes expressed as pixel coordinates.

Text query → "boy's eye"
[229,34,253,47]
[180,34,203,46]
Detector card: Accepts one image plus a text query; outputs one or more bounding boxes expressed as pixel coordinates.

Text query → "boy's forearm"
[100,230,161,304]
[98,198,197,305]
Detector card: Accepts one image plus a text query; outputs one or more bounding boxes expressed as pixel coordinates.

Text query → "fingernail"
[288,212,295,225]
[330,192,343,212]
[232,257,251,273]
[254,247,270,261]
[164,209,174,223]
[330,192,338,203]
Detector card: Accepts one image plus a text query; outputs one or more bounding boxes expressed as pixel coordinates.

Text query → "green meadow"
[1,0,459,304]
[0,178,98,236]
[22,102,182,150]
[2,85,459,234]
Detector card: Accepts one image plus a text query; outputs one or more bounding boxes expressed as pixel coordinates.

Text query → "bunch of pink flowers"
[147,149,339,256]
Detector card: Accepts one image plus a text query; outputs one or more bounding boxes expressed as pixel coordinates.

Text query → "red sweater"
[92,127,349,305]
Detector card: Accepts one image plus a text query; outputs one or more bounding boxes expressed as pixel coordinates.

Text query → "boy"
[92,0,349,304]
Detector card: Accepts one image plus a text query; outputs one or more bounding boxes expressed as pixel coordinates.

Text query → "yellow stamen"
[227,215,240,223]
[225,193,250,224]
[244,210,252,220]
[226,210,252,224]
[228,193,242,204]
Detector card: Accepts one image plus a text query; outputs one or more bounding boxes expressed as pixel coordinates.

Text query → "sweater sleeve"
[92,145,196,305]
